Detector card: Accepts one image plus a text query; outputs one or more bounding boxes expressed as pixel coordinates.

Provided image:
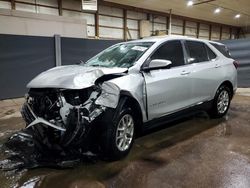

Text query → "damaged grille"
[28,88,61,120]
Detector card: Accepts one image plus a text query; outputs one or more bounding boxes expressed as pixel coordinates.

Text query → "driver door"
[143,40,193,120]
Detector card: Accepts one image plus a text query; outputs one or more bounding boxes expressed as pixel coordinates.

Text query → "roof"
[129,35,210,43]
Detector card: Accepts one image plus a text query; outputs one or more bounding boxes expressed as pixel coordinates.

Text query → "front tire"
[100,106,135,161]
[209,85,231,118]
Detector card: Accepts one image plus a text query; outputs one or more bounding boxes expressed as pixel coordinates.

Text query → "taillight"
[233,61,239,69]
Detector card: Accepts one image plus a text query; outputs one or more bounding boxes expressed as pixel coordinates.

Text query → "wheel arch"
[217,80,234,99]
[119,90,143,136]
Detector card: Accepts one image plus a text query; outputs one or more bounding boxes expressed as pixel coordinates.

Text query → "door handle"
[180,70,190,75]
[215,64,221,68]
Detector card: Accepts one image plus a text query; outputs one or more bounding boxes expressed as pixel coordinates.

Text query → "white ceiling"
[104,0,250,27]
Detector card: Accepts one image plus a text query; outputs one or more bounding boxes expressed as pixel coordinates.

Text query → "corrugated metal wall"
[0,34,120,99]
[220,38,250,88]
[0,34,55,99]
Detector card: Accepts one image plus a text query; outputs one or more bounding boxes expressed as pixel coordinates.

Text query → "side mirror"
[142,59,172,71]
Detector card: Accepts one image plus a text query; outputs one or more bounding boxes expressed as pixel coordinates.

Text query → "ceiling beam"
[193,0,216,6]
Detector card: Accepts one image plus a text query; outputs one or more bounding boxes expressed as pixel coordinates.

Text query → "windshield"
[82,42,154,68]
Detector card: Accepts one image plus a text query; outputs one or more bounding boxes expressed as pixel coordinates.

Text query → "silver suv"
[21,36,237,160]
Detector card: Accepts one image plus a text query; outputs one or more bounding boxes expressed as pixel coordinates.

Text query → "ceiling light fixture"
[187,0,193,7]
[234,14,241,18]
[214,8,221,14]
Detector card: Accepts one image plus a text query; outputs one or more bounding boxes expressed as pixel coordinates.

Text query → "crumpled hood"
[27,65,127,89]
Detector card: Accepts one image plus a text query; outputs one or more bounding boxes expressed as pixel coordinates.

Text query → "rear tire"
[208,85,231,118]
[100,106,135,161]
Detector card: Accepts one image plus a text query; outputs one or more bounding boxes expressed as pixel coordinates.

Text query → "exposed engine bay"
[22,86,106,147]
[3,81,121,169]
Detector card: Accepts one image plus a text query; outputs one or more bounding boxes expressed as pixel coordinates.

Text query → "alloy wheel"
[115,114,134,151]
[217,90,229,114]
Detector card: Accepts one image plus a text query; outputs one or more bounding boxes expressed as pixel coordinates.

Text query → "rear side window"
[185,41,209,63]
[210,43,232,58]
[151,40,185,67]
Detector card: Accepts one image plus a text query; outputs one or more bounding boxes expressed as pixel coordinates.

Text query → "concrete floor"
[0,90,250,188]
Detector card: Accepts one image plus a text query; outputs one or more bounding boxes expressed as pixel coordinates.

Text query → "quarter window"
[210,43,232,58]
[151,40,185,67]
[186,41,209,63]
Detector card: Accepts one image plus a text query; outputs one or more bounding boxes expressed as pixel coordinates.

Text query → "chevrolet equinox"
[21,36,238,160]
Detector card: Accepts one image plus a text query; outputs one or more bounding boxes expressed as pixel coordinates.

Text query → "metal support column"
[11,0,15,10]
[123,9,127,41]
[54,35,62,67]
[169,9,172,35]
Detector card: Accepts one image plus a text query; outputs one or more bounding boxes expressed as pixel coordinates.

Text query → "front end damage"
[22,86,106,147]
[4,81,120,169]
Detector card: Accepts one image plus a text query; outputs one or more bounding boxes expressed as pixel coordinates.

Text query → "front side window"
[185,41,209,63]
[82,42,154,68]
[150,40,185,67]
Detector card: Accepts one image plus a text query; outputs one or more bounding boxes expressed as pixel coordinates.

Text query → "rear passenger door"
[143,40,193,120]
[184,40,222,104]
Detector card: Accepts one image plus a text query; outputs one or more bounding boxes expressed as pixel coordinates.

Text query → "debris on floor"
[1,128,98,171]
